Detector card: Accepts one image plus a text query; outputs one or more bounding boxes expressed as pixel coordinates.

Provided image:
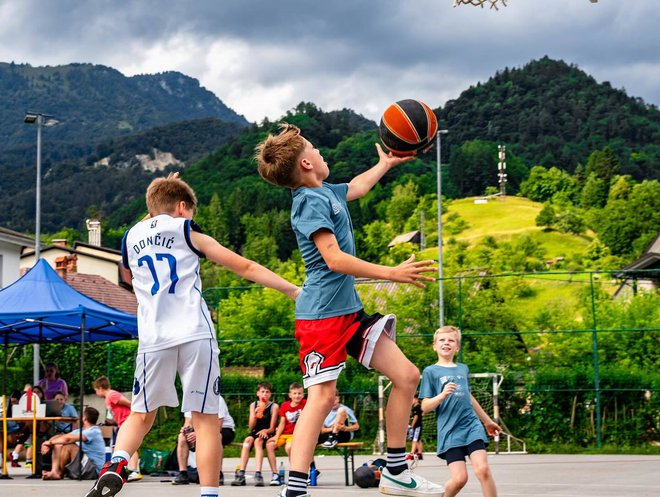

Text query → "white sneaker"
[277,488,311,497]
[379,467,444,497]
[127,471,142,482]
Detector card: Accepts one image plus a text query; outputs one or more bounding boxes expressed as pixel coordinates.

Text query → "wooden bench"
[321,441,364,486]
[228,441,365,486]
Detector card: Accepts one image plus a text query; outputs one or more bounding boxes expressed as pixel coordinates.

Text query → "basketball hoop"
[453,0,507,10]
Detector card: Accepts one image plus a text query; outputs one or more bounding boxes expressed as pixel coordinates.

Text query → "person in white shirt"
[84,174,299,497]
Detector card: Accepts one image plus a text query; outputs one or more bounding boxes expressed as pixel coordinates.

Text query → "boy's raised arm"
[346,144,413,201]
[191,231,299,299]
[313,230,435,288]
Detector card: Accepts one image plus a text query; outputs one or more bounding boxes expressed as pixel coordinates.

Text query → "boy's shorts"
[407,426,422,442]
[295,310,396,388]
[439,439,487,464]
[131,338,220,414]
[275,434,294,448]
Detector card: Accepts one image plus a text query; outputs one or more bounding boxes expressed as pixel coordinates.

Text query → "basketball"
[379,99,438,157]
[354,466,378,488]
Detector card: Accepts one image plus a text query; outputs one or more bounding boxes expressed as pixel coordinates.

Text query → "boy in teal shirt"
[256,124,442,497]
[419,326,501,497]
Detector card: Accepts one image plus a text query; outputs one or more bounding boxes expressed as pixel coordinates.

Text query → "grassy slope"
[426,196,593,259]
[418,196,597,321]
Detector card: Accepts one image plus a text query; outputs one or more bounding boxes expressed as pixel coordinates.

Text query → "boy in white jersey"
[85,174,299,497]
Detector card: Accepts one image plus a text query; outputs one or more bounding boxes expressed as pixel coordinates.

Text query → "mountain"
[437,57,660,180]
[0,117,247,233]
[2,58,659,244]
[0,62,249,154]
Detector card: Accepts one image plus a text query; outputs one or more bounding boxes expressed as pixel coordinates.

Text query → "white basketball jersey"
[122,214,215,353]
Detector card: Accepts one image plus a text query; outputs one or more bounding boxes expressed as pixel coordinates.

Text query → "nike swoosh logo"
[382,473,418,489]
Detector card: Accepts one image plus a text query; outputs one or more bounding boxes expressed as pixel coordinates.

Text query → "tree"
[595,180,660,256]
[580,173,608,209]
[555,208,585,235]
[586,146,620,186]
[520,166,577,203]
[535,202,556,230]
[386,181,419,234]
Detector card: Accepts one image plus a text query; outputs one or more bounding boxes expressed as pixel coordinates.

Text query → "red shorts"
[295,310,396,388]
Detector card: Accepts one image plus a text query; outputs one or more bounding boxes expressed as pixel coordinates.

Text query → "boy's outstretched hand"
[375,143,415,169]
[390,254,436,288]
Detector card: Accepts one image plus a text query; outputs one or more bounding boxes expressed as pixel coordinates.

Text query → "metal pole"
[436,130,448,328]
[589,272,602,447]
[33,116,43,386]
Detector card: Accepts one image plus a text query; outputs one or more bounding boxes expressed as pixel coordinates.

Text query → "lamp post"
[436,129,449,328]
[24,111,59,384]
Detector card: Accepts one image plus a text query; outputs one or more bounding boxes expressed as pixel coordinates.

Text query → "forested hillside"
[0,118,245,233]
[437,57,659,193]
[0,62,248,152]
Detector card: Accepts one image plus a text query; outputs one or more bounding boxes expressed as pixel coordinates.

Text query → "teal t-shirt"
[73,425,106,471]
[419,363,487,455]
[291,182,362,319]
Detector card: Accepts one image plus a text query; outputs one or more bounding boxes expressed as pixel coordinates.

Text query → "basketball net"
[453,0,507,10]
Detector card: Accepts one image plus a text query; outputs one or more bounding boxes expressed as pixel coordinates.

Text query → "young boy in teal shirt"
[256,124,443,497]
[420,326,501,497]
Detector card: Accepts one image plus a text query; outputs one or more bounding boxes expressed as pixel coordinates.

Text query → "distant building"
[615,232,660,296]
[0,227,33,288]
[17,220,137,313]
[388,230,421,248]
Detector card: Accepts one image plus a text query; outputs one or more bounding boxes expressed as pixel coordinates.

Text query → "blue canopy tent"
[0,259,138,478]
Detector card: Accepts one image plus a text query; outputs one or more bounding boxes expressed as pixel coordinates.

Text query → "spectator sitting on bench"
[231,382,279,487]
[40,406,105,480]
[173,394,236,486]
[318,391,359,448]
[267,382,306,485]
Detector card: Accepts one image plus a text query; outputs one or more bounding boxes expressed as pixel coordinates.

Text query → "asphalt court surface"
[1,453,658,496]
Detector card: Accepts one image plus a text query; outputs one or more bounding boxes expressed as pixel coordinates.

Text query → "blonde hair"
[146,175,197,216]
[433,325,461,343]
[255,123,306,188]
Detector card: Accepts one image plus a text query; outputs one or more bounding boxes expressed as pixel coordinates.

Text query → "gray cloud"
[1,0,657,122]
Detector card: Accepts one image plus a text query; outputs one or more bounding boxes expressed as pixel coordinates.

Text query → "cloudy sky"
[1,0,658,123]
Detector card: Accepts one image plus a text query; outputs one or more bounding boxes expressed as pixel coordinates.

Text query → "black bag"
[65,450,99,480]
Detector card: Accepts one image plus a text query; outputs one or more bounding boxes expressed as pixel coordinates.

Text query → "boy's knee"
[393,363,420,391]
[473,465,492,482]
[453,475,468,489]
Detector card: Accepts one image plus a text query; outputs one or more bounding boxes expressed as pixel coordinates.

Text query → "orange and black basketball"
[379,99,438,157]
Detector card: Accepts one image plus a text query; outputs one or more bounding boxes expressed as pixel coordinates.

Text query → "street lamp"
[436,129,449,328]
[24,111,59,384]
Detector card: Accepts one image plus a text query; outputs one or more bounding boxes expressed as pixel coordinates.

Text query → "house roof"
[0,227,34,247]
[63,272,137,315]
[622,232,660,272]
[22,243,120,263]
[388,230,421,248]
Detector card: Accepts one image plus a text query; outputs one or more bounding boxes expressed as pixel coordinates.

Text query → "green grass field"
[417,196,599,318]
[440,196,593,259]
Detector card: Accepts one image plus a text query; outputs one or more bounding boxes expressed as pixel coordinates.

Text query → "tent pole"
[78,313,85,480]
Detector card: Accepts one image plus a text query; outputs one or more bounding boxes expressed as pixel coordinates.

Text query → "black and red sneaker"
[84,459,128,497]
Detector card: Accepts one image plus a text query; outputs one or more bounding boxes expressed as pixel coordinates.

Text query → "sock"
[286,470,309,497]
[111,450,131,464]
[12,452,19,461]
[200,486,219,497]
[386,447,408,475]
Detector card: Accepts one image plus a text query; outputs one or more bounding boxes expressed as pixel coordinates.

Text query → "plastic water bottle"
[278,461,285,483]
[105,445,112,462]
[309,466,317,487]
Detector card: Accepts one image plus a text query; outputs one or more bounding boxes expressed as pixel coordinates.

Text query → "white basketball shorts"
[131,338,220,414]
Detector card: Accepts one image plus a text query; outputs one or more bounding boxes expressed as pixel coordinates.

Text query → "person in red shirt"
[93,376,141,481]
[269,383,306,457]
